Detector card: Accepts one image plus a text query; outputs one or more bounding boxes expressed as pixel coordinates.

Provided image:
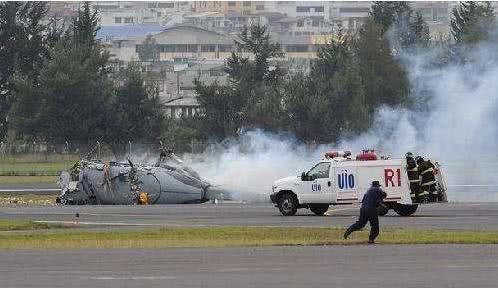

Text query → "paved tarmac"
[2,245,498,288]
[1,202,498,230]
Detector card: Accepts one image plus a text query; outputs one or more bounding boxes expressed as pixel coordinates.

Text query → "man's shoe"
[344,230,350,239]
[368,240,375,244]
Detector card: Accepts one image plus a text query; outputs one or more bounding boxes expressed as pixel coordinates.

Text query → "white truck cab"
[270,151,447,216]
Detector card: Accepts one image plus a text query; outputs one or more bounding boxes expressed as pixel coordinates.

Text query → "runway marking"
[217,268,261,272]
[448,185,498,187]
[83,276,177,280]
[31,220,348,229]
[325,207,357,215]
[0,188,59,193]
[33,220,174,226]
[448,265,498,269]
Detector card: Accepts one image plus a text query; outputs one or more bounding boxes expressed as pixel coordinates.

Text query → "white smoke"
[189,40,498,202]
[190,131,330,202]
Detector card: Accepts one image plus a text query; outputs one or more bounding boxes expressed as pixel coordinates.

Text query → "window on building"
[210,69,225,76]
[181,86,195,91]
[297,20,304,27]
[161,45,175,52]
[312,18,320,27]
[314,6,324,12]
[124,17,134,24]
[243,1,251,6]
[158,2,175,8]
[437,16,448,23]
[187,45,198,53]
[286,45,308,52]
[115,17,122,23]
[177,45,188,52]
[339,7,370,14]
[228,1,236,7]
[218,45,229,52]
[296,6,310,13]
[438,8,448,14]
[201,45,216,52]
[256,4,264,10]
[148,3,158,8]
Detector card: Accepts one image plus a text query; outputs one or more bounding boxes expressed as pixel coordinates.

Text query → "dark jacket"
[361,187,387,210]
[418,160,436,186]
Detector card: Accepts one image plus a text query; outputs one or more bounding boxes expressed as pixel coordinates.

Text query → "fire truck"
[270,150,447,216]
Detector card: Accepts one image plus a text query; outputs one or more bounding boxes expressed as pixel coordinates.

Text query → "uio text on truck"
[270,150,447,216]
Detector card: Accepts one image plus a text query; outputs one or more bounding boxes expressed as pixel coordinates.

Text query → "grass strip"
[0,154,79,164]
[1,226,498,249]
[0,176,57,185]
[0,194,56,206]
[0,219,67,231]
[0,162,72,176]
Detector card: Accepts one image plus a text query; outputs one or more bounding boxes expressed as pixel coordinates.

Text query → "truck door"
[334,167,359,204]
[300,162,334,204]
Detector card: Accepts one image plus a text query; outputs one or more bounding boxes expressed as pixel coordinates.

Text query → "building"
[92,1,191,26]
[140,25,235,62]
[191,1,261,15]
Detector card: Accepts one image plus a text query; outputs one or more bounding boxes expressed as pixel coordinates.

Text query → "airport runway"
[2,245,498,288]
[1,202,498,230]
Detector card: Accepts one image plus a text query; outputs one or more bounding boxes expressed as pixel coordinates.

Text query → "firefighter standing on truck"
[406,152,421,202]
[416,156,437,202]
[344,181,387,244]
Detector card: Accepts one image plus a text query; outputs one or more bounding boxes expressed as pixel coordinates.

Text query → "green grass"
[0,194,56,206]
[0,176,57,185]
[0,162,73,176]
[0,219,66,231]
[0,154,78,176]
[1,226,498,250]
[0,154,79,164]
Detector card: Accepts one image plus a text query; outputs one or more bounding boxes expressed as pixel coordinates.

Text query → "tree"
[12,40,113,144]
[226,24,284,84]
[451,1,495,44]
[108,64,165,156]
[407,12,431,50]
[371,1,412,35]
[194,81,242,140]
[11,2,113,144]
[137,35,159,62]
[370,1,431,51]
[306,33,369,142]
[195,23,286,140]
[70,1,99,48]
[0,2,49,141]
[355,19,409,110]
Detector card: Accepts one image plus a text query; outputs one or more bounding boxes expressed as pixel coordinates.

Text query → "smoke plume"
[190,40,498,202]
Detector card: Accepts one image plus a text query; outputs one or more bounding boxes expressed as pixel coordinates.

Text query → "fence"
[0,141,209,158]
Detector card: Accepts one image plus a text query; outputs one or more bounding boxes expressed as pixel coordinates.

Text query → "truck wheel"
[278,193,298,216]
[310,205,329,216]
[394,204,418,216]
[377,203,389,216]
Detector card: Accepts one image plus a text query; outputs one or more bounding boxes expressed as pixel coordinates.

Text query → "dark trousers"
[346,207,379,241]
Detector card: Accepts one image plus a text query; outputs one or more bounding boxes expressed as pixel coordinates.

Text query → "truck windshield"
[307,162,331,179]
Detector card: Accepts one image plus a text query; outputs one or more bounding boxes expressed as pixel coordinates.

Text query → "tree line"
[0,2,164,155]
[0,1,495,153]
[194,1,495,144]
